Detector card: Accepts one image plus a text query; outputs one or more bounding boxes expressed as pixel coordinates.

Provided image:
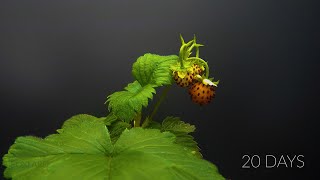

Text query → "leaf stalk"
[142,85,171,127]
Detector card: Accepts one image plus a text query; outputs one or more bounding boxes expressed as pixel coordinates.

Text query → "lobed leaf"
[132,53,178,87]
[161,116,196,133]
[3,114,113,179]
[106,54,178,123]
[3,114,224,180]
[106,81,156,122]
[173,132,202,158]
[160,116,201,157]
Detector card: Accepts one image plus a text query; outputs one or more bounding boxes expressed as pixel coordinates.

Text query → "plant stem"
[133,112,141,127]
[142,85,171,127]
[150,85,171,119]
[196,46,199,58]
[179,46,185,68]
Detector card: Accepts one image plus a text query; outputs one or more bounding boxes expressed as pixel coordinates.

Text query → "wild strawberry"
[188,79,217,105]
[173,71,194,87]
[191,64,203,75]
[172,64,204,87]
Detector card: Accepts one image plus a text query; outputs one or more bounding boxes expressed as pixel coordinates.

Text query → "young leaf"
[106,81,156,122]
[132,53,178,87]
[106,54,178,123]
[104,112,118,126]
[3,114,224,180]
[161,116,196,133]
[104,113,131,143]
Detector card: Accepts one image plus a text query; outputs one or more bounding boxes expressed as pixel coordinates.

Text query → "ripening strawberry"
[188,79,216,105]
[191,64,203,76]
[173,64,204,87]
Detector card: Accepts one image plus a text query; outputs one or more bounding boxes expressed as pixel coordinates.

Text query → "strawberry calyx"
[171,61,205,87]
[178,34,204,69]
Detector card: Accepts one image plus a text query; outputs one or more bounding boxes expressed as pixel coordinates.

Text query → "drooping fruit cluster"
[171,35,219,105]
[173,64,204,87]
[189,81,216,105]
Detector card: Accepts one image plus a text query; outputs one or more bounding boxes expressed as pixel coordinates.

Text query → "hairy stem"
[142,85,171,127]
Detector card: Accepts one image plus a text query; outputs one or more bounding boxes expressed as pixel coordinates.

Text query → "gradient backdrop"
[1,0,319,179]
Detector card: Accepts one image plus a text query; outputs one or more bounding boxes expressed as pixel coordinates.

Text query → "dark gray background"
[1,0,319,179]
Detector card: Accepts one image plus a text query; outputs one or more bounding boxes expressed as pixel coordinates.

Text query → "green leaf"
[106,54,178,123]
[174,132,202,158]
[113,128,224,180]
[106,81,156,122]
[144,121,162,129]
[132,53,178,87]
[104,113,131,143]
[109,121,131,143]
[3,114,113,179]
[161,116,195,133]
[104,112,118,126]
[3,114,224,180]
[161,116,201,157]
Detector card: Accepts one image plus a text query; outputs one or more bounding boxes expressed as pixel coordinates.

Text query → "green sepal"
[213,80,220,86]
[170,60,205,79]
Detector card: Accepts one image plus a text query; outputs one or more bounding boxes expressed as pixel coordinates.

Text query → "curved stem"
[187,57,210,78]
[150,86,171,119]
[142,85,171,127]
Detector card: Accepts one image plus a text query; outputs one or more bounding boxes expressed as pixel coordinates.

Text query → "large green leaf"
[3,114,113,180]
[132,53,178,87]
[3,114,224,180]
[106,81,156,122]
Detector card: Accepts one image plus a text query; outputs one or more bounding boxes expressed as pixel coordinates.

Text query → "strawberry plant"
[2,35,223,180]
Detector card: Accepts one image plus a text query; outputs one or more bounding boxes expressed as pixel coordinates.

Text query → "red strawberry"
[173,64,204,87]
[189,82,216,105]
